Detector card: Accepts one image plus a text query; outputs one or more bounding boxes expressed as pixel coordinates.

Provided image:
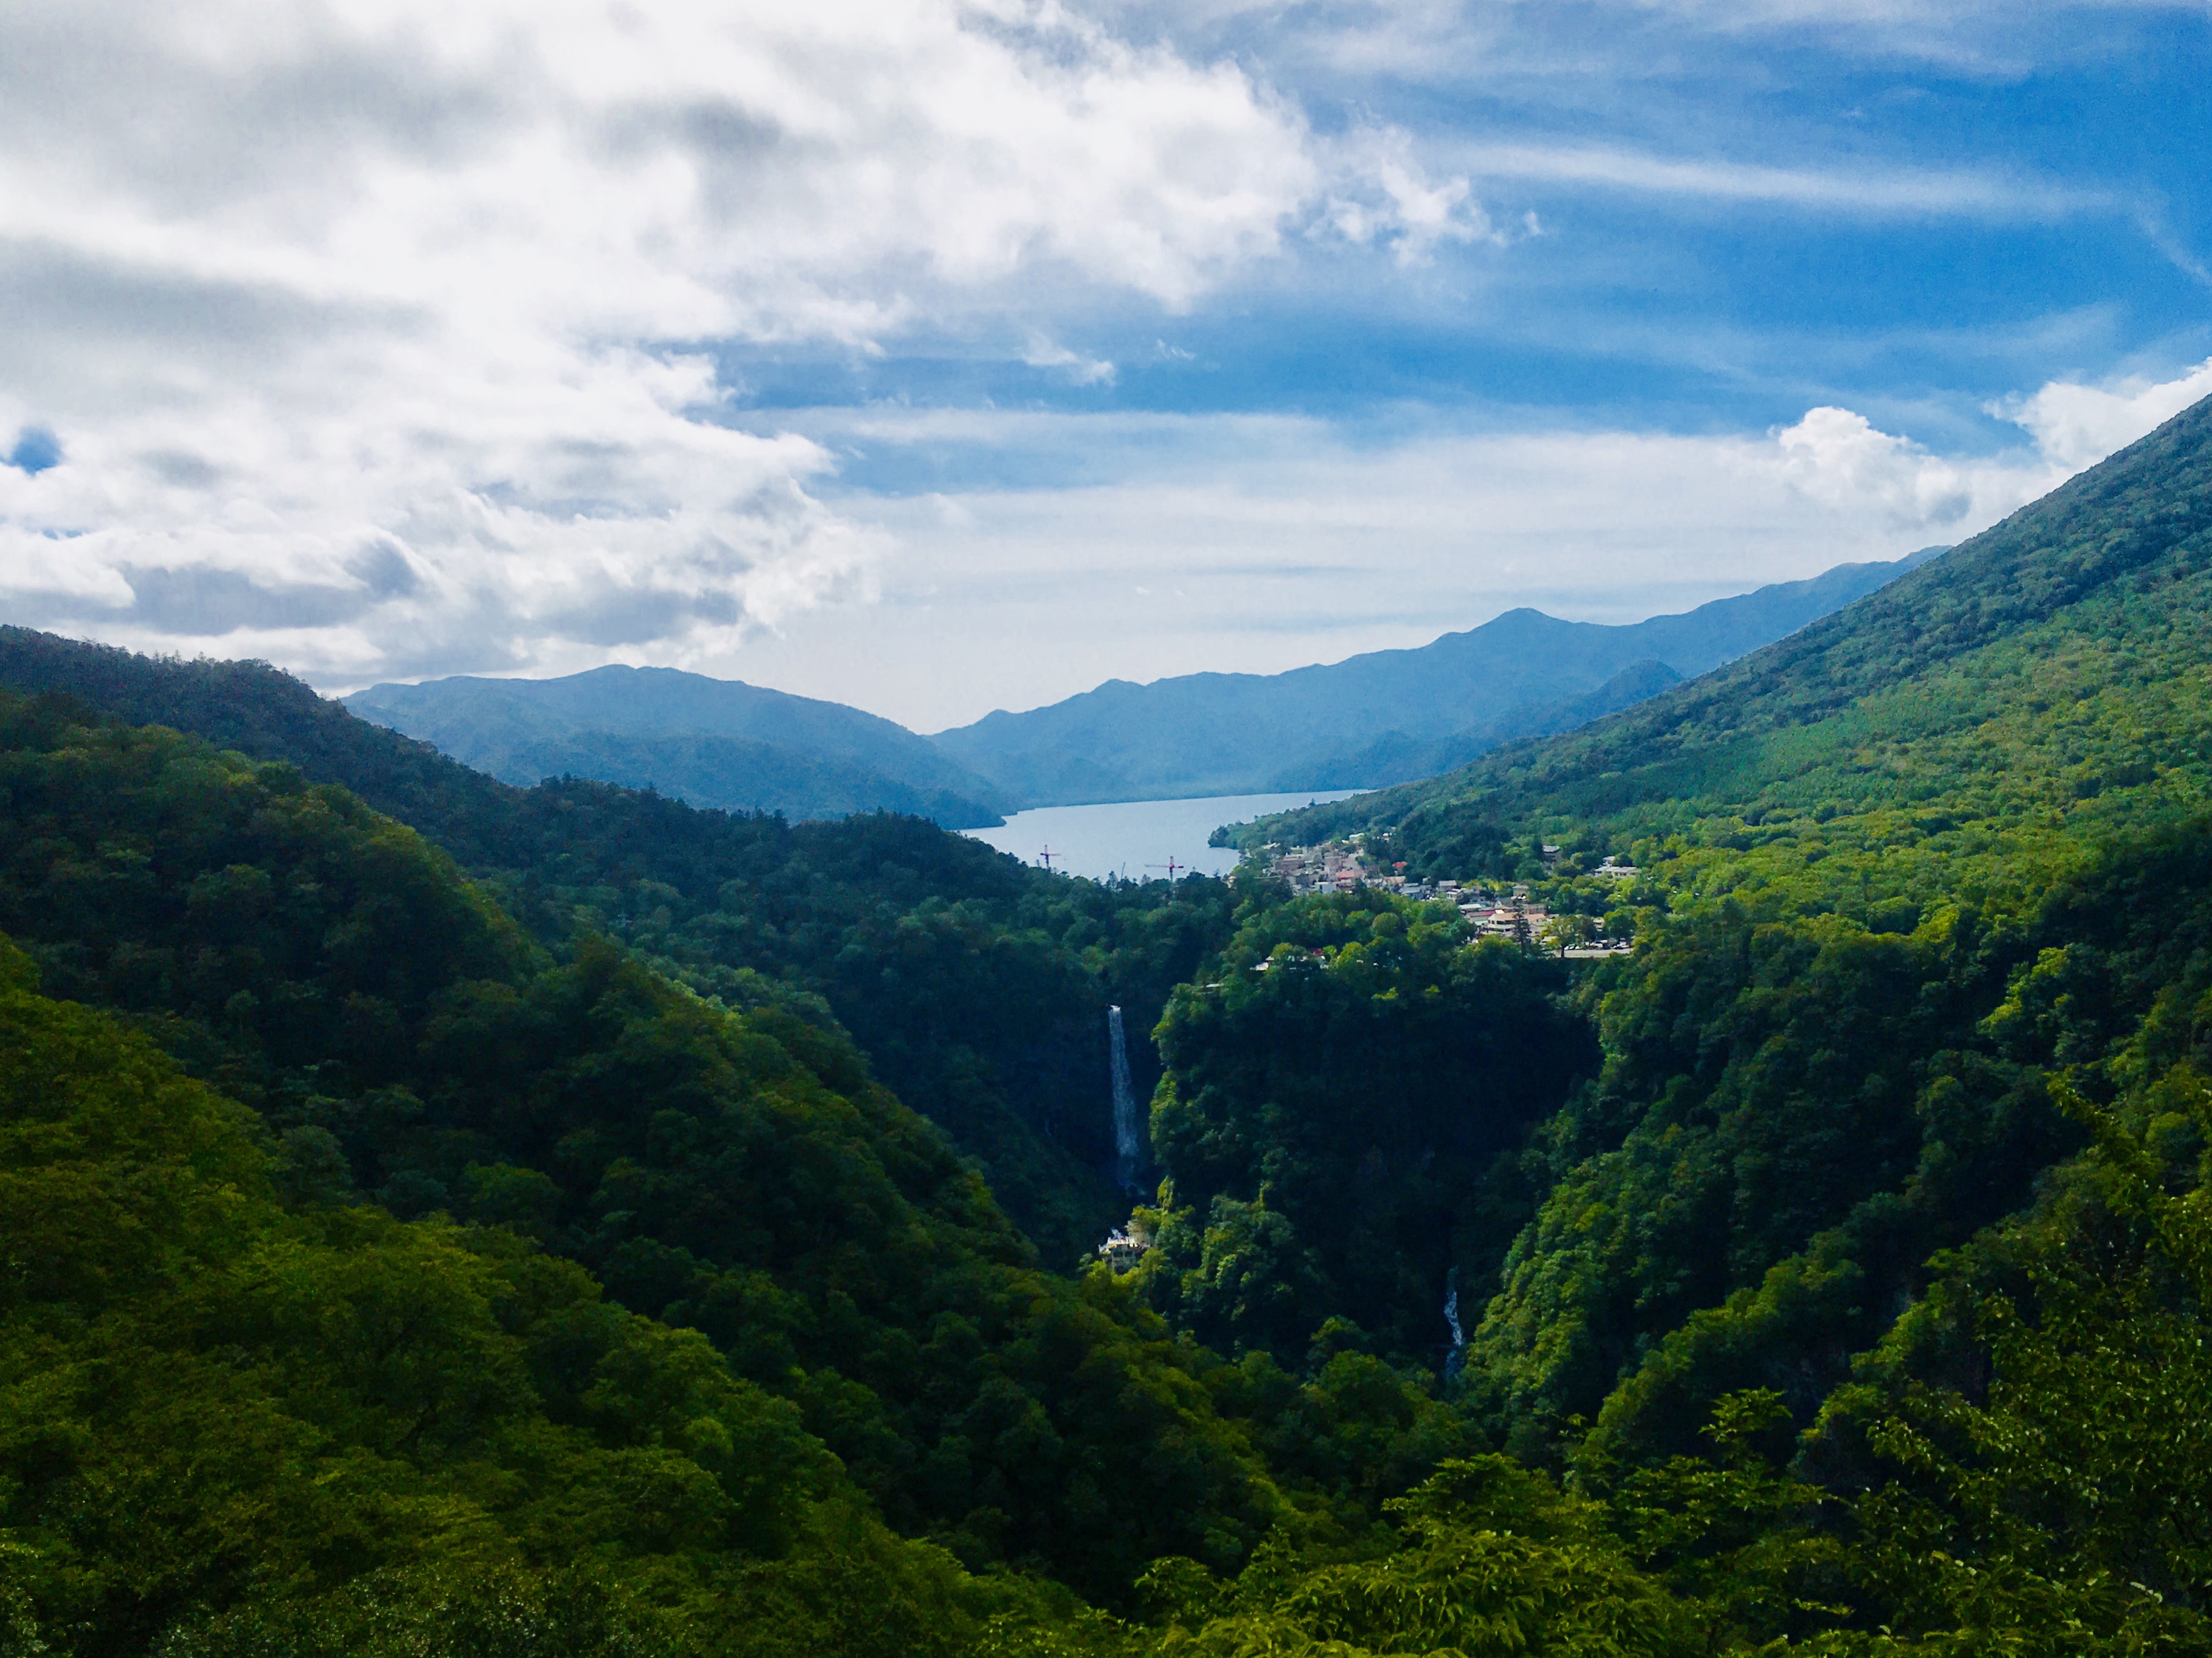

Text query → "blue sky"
[1,0,2207,728]
[735,5,2211,451]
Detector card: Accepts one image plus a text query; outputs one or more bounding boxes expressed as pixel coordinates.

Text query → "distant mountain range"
[335,548,1943,822]
[930,547,1947,807]
[344,666,1011,828]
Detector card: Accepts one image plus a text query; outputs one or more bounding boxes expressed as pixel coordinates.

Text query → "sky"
[1,0,2208,733]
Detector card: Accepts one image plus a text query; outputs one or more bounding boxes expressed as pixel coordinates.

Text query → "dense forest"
[5,393,2212,1653]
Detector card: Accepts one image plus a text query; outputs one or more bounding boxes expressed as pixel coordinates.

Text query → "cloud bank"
[738,356,2212,728]
[0,0,2201,715]
[0,0,1377,682]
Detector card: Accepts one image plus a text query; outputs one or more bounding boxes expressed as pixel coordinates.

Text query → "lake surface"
[963,790,1362,881]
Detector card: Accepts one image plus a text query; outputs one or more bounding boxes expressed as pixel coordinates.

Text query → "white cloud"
[1775,407,1985,527]
[1995,356,2212,470]
[739,354,2212,728]
[1023,335,1120,385]
[1776,353,2212,538]
[1323,128,1499,265]
[0,0,1322,683]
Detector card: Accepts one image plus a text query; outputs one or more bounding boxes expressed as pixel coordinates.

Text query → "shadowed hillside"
[349,665,1010,827]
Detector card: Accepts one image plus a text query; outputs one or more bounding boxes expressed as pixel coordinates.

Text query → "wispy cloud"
[1453,142,2108,219]
[1024,336,1119,385]
[1630,0,2208,71]
[1320,127,1521,264]
[1097,0,2205,82]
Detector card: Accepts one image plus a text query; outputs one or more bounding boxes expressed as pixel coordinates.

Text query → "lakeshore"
[962,790,1361,881]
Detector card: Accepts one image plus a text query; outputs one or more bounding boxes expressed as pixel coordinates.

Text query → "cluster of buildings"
[1265,844,1393,896]
[1259,839,1638,957]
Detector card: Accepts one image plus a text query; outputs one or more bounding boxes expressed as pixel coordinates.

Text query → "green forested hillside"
[1221,404,2204,1369]
[0,933,1086,1657]
[1100,395,2212,1649]
[0,698,1290,1600]
[0,628,1230,1266]
[15,865,2212,1653]
[1128,894,1594,1368]
[10,401,2212,1654]
[1215,397,2212,1456]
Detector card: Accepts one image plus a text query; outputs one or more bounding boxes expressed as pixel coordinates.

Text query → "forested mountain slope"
[1244,395,2212,867]
[1202,391,2212,1451]
[0,696,1293,1603]
[932,547,1939,807]
[1023,395,2212,1653]
[347,665,1010,828]
[0,934,1035,1657]
[0,628,1224,1267]
[11,398,2212,1654]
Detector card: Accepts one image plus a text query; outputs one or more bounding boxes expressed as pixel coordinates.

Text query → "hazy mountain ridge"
[932,547,1945,807]
[316,555,1942,825]
[347,664,1011,828]
[1268,657,1688,790]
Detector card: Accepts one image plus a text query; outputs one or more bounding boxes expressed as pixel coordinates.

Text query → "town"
[1256,837,1638,957]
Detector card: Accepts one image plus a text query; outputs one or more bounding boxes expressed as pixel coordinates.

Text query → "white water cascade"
[1109,1005,1143,1192]
[1442,1267,1467,1382]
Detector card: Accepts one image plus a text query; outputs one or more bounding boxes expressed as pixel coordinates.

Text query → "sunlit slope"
[1246,391,2212,890]
[1222,391,2212,1465]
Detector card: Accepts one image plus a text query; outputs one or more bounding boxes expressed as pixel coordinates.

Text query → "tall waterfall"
[1109,1005,1143,1192]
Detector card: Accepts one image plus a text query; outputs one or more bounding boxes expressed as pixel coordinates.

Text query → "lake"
[962,790,1363,881]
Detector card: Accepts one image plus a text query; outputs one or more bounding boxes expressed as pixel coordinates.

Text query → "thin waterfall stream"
[1443,1267,1466,1382]
[1108,1004,1143,1192]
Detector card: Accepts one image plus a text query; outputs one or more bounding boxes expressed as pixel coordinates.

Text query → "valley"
[6,5,2203,1654]
[0,402,2207,1654]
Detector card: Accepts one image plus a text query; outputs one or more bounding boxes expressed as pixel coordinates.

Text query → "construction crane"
[1145,858,1186,882]
[1038,846,1059,871]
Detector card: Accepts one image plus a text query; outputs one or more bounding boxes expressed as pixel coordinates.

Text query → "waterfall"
[1109,1005,1143,1192]
[1442,1267,1466,1382]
